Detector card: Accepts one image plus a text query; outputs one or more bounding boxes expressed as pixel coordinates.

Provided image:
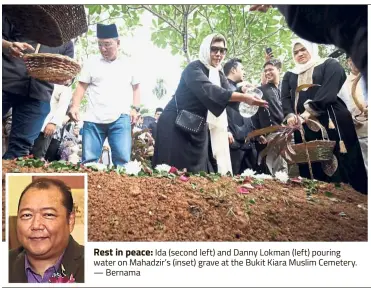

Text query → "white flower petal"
[253,173,273,180]
[241,168,256,177]
[124,160,143,176]
[274,171,289,183]
[155,164,171,173]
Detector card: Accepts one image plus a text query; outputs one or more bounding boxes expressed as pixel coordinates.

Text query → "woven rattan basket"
[23,53,81,84]
[288,140,336,164]
[3,5,87,47]
[286,83,336,164]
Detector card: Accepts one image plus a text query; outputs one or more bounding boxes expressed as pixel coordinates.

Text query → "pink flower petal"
[241,183,254,189]
[179,175,189,182]
[243,177,252,184]
[290,178,302,184]
[237,187,249,194]
[169,166,178,174]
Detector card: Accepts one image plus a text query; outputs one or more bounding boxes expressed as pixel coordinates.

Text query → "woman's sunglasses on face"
[211,46,228,55]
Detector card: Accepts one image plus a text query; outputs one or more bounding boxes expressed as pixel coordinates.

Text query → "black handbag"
[174,94,206,134]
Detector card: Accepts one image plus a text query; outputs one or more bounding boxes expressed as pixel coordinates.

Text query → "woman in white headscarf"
[153,33,268,174]
[281,38,367,194]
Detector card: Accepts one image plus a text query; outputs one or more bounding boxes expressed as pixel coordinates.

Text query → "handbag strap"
[174,94,179,114]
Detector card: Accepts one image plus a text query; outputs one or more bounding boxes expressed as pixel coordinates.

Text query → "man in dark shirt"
[9,178,84,283]
[223,58,257,175]
[148,107,163,142]
[252,59,287,175]
[2,13,74,159]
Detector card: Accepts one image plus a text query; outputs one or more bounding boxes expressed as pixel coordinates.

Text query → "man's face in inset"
[17,186,75,260]
[98,38,120,61]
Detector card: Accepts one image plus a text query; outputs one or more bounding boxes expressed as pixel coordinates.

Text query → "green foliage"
[76,5,144,62]
[16,158,84,172]
[324,191,333,198]
[86,4,142,28]
[152,78,167,100]
[303,179,318,195]
[16,158,45,168]
[140,107,150,115]
[205,172,221,182]
[78,5,339,84]
[145,5,295,83]
[77,5,340,86]
[252,178,264,185]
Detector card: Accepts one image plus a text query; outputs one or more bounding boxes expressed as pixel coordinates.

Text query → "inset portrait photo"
[6,173,86,284]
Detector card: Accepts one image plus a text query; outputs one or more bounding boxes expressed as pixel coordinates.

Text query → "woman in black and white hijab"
[153,33,268,174]
[282,39,367,194]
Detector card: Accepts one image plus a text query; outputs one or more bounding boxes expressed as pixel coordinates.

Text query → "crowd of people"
[2,8,368,194]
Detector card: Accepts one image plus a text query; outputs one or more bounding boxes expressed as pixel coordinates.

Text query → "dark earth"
[2,160,367,242]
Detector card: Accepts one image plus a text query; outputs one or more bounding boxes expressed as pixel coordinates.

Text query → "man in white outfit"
[68,23,140,166]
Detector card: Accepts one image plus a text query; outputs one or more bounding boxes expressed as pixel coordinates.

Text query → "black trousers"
[230,147,257,175]
[31,132,53,159]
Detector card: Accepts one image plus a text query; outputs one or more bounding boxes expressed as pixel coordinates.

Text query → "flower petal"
[290,178,302,184]
[241,183,254,189]
[237,187,249,194]
[169,166,178,174]
[179,175,189,182]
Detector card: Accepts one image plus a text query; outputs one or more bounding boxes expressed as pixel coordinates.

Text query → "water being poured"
[239,87,263,118]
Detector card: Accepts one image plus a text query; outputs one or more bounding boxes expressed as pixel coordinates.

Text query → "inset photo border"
[6,173,87,284]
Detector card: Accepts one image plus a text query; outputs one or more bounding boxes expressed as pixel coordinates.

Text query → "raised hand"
[7,41,35,58]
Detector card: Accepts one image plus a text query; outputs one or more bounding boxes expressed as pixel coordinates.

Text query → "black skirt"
[152,109,210,173]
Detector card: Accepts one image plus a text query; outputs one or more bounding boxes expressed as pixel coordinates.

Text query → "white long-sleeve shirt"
[41,84,72,131]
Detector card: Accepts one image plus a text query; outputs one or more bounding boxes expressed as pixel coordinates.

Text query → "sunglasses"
[98,42,115,48]
[210,46,228,55]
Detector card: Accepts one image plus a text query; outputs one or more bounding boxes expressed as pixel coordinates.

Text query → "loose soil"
[2,160,367,242]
